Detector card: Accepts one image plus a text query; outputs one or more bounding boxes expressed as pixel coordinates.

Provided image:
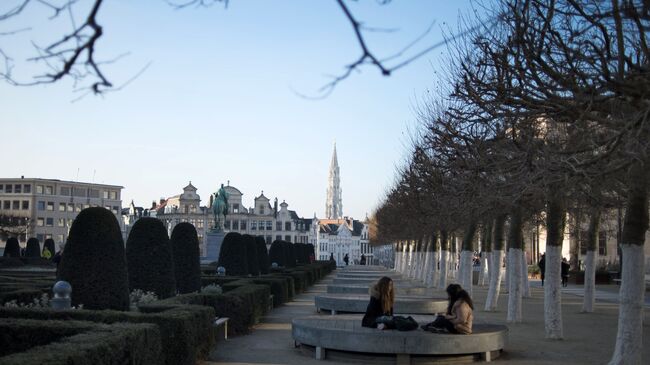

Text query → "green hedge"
[0,289,47,306]
[252,277,289,307]
[227,284,270,324]
[0,318,162,364]
[266,274,295,299]
[0,304,214,365]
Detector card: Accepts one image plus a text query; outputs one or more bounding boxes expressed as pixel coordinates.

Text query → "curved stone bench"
[292,315,507,363]
[315,294,447,315]
[340,265,387,271]
[332,277,414,285]
[337,271,402,278]
[327,284,433,296]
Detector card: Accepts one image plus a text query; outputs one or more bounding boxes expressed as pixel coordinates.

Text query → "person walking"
[561,258,570,287]
[538,253,546,286]
[343,254,349,266]
[362,276,395,329]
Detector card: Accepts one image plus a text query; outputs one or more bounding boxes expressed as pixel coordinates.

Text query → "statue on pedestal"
[211,184,229,232]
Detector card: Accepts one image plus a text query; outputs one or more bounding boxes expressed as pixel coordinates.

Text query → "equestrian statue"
[211,183,229,232]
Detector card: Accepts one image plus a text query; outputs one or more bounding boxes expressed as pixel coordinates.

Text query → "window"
[22,184,31,193]
[112,206,119,214]
[285,235,292,242]
[103,191,109,199]
[59,203,66,212]
[260,206,265,215]
[68,203,74,212]
[4,201,11,209]
[37,218,44,227]
[22,201,29,210]
[46,218,54,227]
[12,200,19,210]
[251,220,257,230]
[5,184,12,193]
[37,201,45,210]
[0,185,3,192]
[275,235,281,241]
[57,234,64,243]
[47,202,54,211]
[266,235,272,244]
[73,188,85,197]
[285,222,291,231]
[598,231,607,256]
[14,184,22,193]
[233,203,239,213]
[61,187,70,196]
[58,218,65,227]
[197,220,204,229]
[110,191,117,200]
[240,221,247,230]
[76,204,83,212]
[276,222,282,231]
[89,189,99,198]
[266,221,272,230]
[37,234,44,242]
[224,220,231,229]
[36,185,43,194]
[45,186,53,195]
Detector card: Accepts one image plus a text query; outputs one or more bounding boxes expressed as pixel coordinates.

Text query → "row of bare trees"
[372,1,648,364]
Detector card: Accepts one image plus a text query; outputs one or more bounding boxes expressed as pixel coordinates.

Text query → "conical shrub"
[126,217,176,298]
[59,207,129,310]
[170,222,201,294]
[256,236,270,274]
[2,237,20,258]
[268,240,285,267]
[25,237,41,257]
[217,232,247,276]
[306,243,315,262]
[242,234,259,276]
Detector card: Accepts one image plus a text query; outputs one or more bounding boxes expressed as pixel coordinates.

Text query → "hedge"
[266,274,295,299]
[252,277,289,307]
[217,232,248,276]
[3,238,20,258]
[256,236,270,274]
[0,289,46,306]
[0,318,162,365]
[24,238,41,258]
[242,234,259,276]
[0,304,214,365]
[226,284,271,325]
[171,222,202,294]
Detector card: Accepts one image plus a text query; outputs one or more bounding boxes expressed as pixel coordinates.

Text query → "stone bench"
[340,265,387,271]
[337,271,402,278]
[332,277,415,285]
[315,294,447,315]
[292,315,507,364]
[327,284,433,296]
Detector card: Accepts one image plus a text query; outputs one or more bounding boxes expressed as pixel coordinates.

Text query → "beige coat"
[447,300,473,334]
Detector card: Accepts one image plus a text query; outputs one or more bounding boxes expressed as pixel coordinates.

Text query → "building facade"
[0,177,123,250]
[314,217,372,266]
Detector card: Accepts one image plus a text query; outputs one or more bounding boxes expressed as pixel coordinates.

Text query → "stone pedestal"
[202,231,225,264]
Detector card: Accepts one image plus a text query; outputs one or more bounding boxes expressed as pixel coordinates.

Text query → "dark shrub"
[43,238,56,256]
[268,240,284,267]
[256,236,270,274]
[25,237,40,258]
[217,232,247,276]
[242,234,258,276]
[3,237,20,258]
[284,241,296,267]
[170,222,201,294]
[306,243,315,262]
[126,217,176,298]
[59,207,129,310]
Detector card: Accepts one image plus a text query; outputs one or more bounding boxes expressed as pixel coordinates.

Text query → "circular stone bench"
[332,277,414,285]
[292,315,507,363]
[340,265,387,271]
[337,271,402,278]
[315,294,447,315]
[327,284,433,296]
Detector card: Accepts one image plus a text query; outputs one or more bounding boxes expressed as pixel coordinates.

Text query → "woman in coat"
[434,284,474,334]
[361,276,394,329]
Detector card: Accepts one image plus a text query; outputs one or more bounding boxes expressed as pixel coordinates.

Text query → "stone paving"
[204,273,650,365]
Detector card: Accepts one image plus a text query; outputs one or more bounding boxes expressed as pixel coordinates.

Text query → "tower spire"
[326,143,342,219]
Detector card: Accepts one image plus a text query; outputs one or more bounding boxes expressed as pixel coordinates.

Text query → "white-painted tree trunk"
[430,251,439,288]
[459,250,474,296]
[439,250,449,289]
[400,243,407,274]
[408,243,415,278]
[417,252,425,282]
[581,250,596,313]
[485,250,504,311]
[481,251,491,287]
[521,250,531,298]
[608,244,645,365]
[478,251,488,286]
[507,248,523,323]
[422,249,431,285]
[504,250,510,292]
[544,245,563,339]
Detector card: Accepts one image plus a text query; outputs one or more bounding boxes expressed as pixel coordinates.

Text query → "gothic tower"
[325,143,343,219]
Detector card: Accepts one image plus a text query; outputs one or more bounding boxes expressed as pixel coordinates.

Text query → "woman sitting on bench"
[433,284,474,334]
[361,276,394,329]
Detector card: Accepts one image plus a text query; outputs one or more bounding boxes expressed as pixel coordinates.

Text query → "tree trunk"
[545,196,566,339]
[521,247,531,298]
[486,215,506,311]
[439,230,449,289]
[507,208,523,323]
[582,210,600,313]
[479,223,491,286]
[460,221,477,296]
[609,164,648,365]
[422,237,431,285]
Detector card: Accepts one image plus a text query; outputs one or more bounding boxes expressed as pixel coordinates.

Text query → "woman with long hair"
[433,284,474,334]
[361,276,395,329]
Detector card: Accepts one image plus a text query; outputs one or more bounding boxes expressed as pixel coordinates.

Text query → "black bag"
[431,315,446,328]
[393,315,419,331]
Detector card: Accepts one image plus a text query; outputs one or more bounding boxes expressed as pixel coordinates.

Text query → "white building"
[314,217,372,266]
[325,143,343,219]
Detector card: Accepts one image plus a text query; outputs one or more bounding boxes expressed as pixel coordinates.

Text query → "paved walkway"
[204,274,650,365]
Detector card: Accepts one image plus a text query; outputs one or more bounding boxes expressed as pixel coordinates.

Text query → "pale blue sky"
[1,0,481,219]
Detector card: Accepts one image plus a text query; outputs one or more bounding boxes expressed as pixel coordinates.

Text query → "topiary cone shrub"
[126,217,176,298]
[171,222,202,294]
[59,207,130,310]
[25,237,41,257]
[242,234,259,276]
[256,236,270,274]
[217,232,248,276]
[3,237,21,258]
[268,240,284,267]
[306,243,315,262]
[284,241,296,268]
[43,238,56,256]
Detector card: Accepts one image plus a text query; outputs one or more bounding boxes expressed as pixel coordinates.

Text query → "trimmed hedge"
[59,207,130,311]
[3,237,20,258]
[252,277,289,307]
[0,318,162,365]
[126,217,177,298]
[171,222,202,294]
[268,240,284,267]
[0,303,214,365]
[226,284,271,324]
[256,236,270,274]
[24,238,40,258]
[217,232,247,276]
[266,274,295,299]
[242,234,259,276]
[0,289,46,306]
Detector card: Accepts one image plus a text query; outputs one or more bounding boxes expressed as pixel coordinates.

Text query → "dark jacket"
[561,261,570,277]
[361,284,393,328]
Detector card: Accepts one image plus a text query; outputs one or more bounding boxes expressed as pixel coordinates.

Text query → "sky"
[1,0,482,219]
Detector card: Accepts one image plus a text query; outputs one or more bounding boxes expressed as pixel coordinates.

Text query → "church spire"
[326,142,343,219]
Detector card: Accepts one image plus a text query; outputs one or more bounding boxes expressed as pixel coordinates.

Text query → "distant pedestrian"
[329,252,335,261]
[360,254,366,265]
[561,258,570,287]
[344,254,349,266]
[538,254,546,286]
